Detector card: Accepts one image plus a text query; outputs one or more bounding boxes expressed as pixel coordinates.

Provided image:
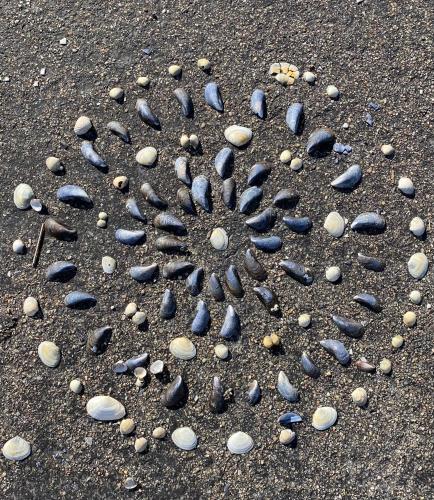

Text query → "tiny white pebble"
[214,344,229,360]
[326,85,339,99]
[132,311,147,326]
[134,437,148,453]
[109,87,124,101]
[409,290,422,304]
[98,212,108,221]
[97,219,107,229]
[398,177,415,196]
[325,266,341,283]
[351,387,368,406]
[298,313,311,328]
[302,71,316,83]
[59,38,67,45]
[289,158,303,171]
[342,122,349,129]
[69,378,83,394]
[180,134,190,148]
[391,335,404,349]
[12,239,25,254]
[40,68,46,76]
[381,144,395,157]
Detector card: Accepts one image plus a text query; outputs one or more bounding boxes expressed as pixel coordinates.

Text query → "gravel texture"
[0,1,433,498]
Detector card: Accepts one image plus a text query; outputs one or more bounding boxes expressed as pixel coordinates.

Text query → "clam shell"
[86,395,126,421]
[277,371,299,402]
[38,341,61,368]
[409,217,426,237]
[227,432,254,454]
[250,89,266,119]
[14,183,34,210]
[171,427,198,451]
[74,115,92,135]
[214,147,234,179]
[136,147,158,166]
[323,211,345,238]
[224,125,252,148]
[210,227,228,250]
[312,406,337,430]
[398,176,415,196]
[407,252,428,279]
[2,436,31,461]
[204,82,224,112]
[169,337,196,360]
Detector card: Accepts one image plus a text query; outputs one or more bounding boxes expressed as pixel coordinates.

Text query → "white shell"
[227,432,254,454]
[69,378,83,394]
[224,125,252,147]
[409,290,422,304]
[171,427,198,451]
[12,239,25,254]
[407,252,429,280]
[398,176,414,196]
[124,302,137,317]
[323,211,345,238]
[409,217,425,237]
[210,227,228,250]
[38,341,61,368]
[13,183,34,209]
[197,58,211,70]
[303,71,316,83]
[23,296,39,317]
[312,406,337,430]
[351,387,368,407]
[298,313,311,328]
[86,395,126,421]
[279,150,292,163]
[102,256,117,274]
[2,436,31,461]
[132,311,147,325]
[113,176,129,190]
[135,147,158,166]
[289,158,303,171]
[169,337,196,360]
[46,156,63,173]
[74,115,92,135]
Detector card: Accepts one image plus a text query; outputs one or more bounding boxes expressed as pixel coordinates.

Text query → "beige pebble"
[23,296,39,317]
[189,134,199,149]
[180,133,190,148]
[45,156,63,173]
[279,150,292,163]
[403,311,416,327]
[263,336,273,349]
[279,429,296,445]
[379,358,392,375]
[298,313,311,328]
[326,85,340,99]
[409,290,422,304]
[270,333,280,346]
[134,437,148,453]
[289,158,303,171]
[113,176,129,190]
[351,387,368,407]
[132,311,147,326]
[120,418,136,435]
[74,115,92,136]
[381,144,395,157]
[168,64,182,77]
[135,147,158,166]
[109,87,124,100]
[98,212,108,221]
[152,426,166,439]
[124,302,138,318]
[214,344,229,360]
[197,58,211,70]
[391,335,404,349]
[69,378,83,394]
[97,219,107,229]
[137,76,150,88]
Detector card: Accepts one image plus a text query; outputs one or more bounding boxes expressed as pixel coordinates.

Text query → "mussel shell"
[280,260,313,285]
[272,190,299,209]
[300,352,321,378]
[332,314,364,338]
[278,412,303,426]
[160,375,186,408]
[209,376,225,414]
[173,88,194,118]
[351,212,386,233]
[64,291,96,309]
[44,218,77,241]
[81,141,107,169]
[239,186,263,214]
[306,127,336,156]
[154,212,187,236]
[246,380,261,405]
[126,198,147,223]
[244,249,267,281]
[174,157,192,186]
[247,163,271,186]
[320,339,350,365]
[208,273,225,301]
[136,98,161,129]
[214,147,234,179]
[115,229,146,246]
[250,235,282,253]
[160,289,176,319]
[124,353,149,372]
[253,286,280,316]
[250,89,266,119]
[277,371,299,402]
[57,185,92,208]
[107,121,130,143]
[45,261,77,282]
[354,293,382,312]
[331,164,362,190]
[162,260,195,280]
[357,252,385,272]
[140,182,168,210]
[285,102,304,134]
[221,177,236,210]
[177,187,196,215]
[245,208,276,232]
[86,395,126,421]
[219,305,240,340]
[204,82,224,112]
[225,265,244,297]
[156,236,187,254]
[191,300,210,335]
[186,267,204,296]
[355,358,376,373]
[191,175,212,212]
[282,216,312,233]
[129,264,159,283]
[87,326,112,355]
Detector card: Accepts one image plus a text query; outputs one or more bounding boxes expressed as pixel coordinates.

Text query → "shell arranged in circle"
[312,406,338,430]
[171,427,198,451]
[224,125,252,147]
[38,341,61,368]
[407,252,428,280]
[210,227,229,250]
[227,432,254,454]
[86,395,126,421]
[2,436,31,461]
[169,337,197,360]
[14,183,34,210]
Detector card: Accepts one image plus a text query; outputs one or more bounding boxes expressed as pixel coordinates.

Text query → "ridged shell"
[86,395,126,421]
[169,337,196,360]
[2,436,31,461]
[224,125,252,148]
[171,427,198,451]
[323,212,345,238]
[227,432,254,454]
[136,147,158,166]
[407,252,429,280]
[312,406,337,431]
[210,228,228,250]
[38,341,61,368]
[13,183,34,209]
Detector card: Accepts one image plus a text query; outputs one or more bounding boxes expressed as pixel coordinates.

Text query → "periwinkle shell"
[86,395,126,421]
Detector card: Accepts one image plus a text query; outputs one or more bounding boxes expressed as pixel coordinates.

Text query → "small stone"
[197,58,211,70]
[351,387,368,407]
[124,478,138,491]
[180,134,190,148]
[409,290,422,304]
[109,87,124,100]
[74,115,92,136]
[137,76,150,88]
[112,176,129,190]
[69,379,83,394]
[152,426,166,439]
[391,335,404,349]
[398,177,415,196]
[303,71,316,83]
[409,217,425,237]
[59,37,67,45]
[40,68,46,76]
[279,150,292,163]
[98,212,108,221]
[381,144,395,157]
[325,266,341,283]
[326,85,339,99]
[214,343,229,360]
[97,219,107,229]
[189,134,199,149]
[120,418,136,435]
[132,311,147,326]
[101,256,116,274]
[23,296,39,317]
[263,336,273,349]
[46,156,63,173]
[270,333,280,346]
[279,429,296,445]
[136,147,158,166]
[289,158,303,171]
[407,252,429,280]
[379,358,392,375]
[342,122,349,129]
[12,239,25,254]
[403,311,416,327]
[134,437,148,453]
[124,302,138,318]
[298,313,311,328]
[168,64,182,77]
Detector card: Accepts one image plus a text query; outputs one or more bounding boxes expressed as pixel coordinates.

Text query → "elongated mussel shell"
[192,175,211,212]
[107,121,130,143]
[177,187,196,215]
[253,286,280,316]
[57,185,92,208]
[129,263,159,283]
[225,265,244,297]
[320,339,350,365]
[300,352,321,378]
[246,380,261,405]
[331,164,362,190]
[44,218,77,241]
[87,326,112,354]
[64,291,96,309]
[160,289,176,319]
[245,208,276,232]
[219,305,240,340]
[154,212,187,235]
[174,157,192,186]
[140,182,168,210]
[332,314,364,339]
[247,163,271,186]
[115,229,146,246]
[286,102,304,134]
[173,88,194,118]
[357,252,385,272]
[221,177,236,210]
[214,147,234,179]
[280,260,313,285]
[244,249,267,281]
[283,216,312,233]
[204,82,224,112]
[160,375,186,408]
[156,236,187,254]
[277,371,299,402]
[81,141,107,169]
[306,127,336,156]
[191,300,210,335]
[353,293,382,312]
[46,261,77,282]
[208,273,225,301]
[239,186,262,214]
[351,212,386,233]
[163,260,195,279]
[273,189,299,209]
[278,412,303,426]
[209,376,225,413]
[125,353,149,372]
[126,198,147,223]
[186,267,204,296]
[136,98,161,129]
[250,89,266,119]
[250,235,282,253]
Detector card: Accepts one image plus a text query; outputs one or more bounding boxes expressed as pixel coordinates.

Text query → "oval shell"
[407,252,429,279]
[136,147,158,166]
[227,432,254,454]
[171,427,198,451]
[324,211,345,238]
[312,406,337,430]
[169,337,196,360]
[86,395,126,421]
[210,227,228,250]
[38,341,61,368]
[2,436,31,461]
[14,183,34,209]
[224,125,252,147]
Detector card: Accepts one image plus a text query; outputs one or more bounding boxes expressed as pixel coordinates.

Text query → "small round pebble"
[391,335,404,349]
[23,296,39,317]
[168,64,182,77]
[189,134,199,149]
[303,71,316,83]
[409,290,422,304]
[279,150,292,163]
[263,336,273,349]
[69,378,83,394]
[97,219,107,229]
[325,266,341,283]
[134,437,148,453]
[137,76,150,88]
[101,256,116,274]
[152,426,166,440]
[351,387,368,407]
[326,85,339,99]
[112,175,129,190]
[120,418,136,436]
[398,177,414,196]
[379,358,392,375]
[12,239,25,254]
[124,478,138,491]
[180,133,190,148]
[289,158,303,171]
[298,313,311,328]
[124,302,138,318]
[279,429,296,445]
[98,212,108,221]
[409,217,425,237]
[403,311,416,327]
[270,333,280,346]
[46,156,63,173]
[132,311,147,326]
[109,87,124,100]
[214,343,229,360]
[381,144,395,157]
[197,58,211,70]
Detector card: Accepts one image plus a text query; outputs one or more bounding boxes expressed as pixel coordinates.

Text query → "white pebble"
[98,212,108,221]
[303,71,316,83]
[109,87,124,100]
[214,344,229,360]
[403,311,416,327]
[132,311,147,326]
[101,256,116,274]
[12,239,25,254]
[326,85,339,99]
[351,387,368,407]
[124,302,138,318]
[381,144,395,157]
[298,313,311,328]
[325,266,341,283]
[137,76,150,88]
[409,217,425,237]
[279,150,292,164]
[97,219,107,229]
[59,38,67,45]
[23,296,39,317]
[398,177,415,196]
[289,158,303,171]
[168,64,182,77]
[69,379,83,394]
[409,290,422,304]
